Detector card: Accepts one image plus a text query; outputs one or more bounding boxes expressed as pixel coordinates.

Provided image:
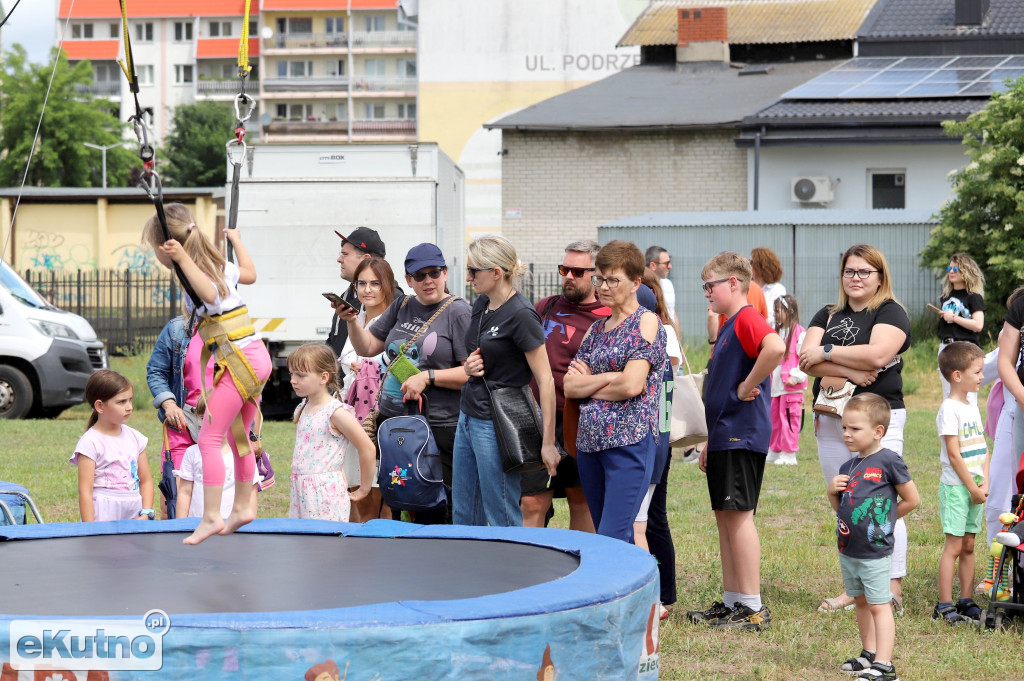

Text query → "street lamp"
[83,142,130,188]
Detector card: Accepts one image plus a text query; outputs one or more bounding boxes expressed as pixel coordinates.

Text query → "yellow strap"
[237,0,253,78]
[116,0,135,87]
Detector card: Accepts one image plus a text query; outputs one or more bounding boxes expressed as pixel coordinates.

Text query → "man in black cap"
[326,227,387,357]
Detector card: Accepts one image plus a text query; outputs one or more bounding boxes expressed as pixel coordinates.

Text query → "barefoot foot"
[184,517,225,545]
[219,509,256,536]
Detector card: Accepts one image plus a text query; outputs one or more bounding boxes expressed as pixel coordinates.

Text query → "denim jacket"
[147,316,191,422]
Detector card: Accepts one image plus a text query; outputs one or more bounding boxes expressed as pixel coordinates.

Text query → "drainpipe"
[347,0,353,142]
[753,129,762,210]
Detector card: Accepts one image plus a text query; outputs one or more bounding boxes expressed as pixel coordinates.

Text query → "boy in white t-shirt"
[934,341,990,624]
[176,441,260,519]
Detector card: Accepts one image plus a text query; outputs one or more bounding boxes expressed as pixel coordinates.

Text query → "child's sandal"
[956,598,982,622]
[840,650,875,673]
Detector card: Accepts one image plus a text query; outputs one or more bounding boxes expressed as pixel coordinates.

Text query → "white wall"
[749,143,970,211]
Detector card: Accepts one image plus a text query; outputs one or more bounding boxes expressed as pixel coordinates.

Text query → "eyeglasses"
[466,266,491,277]
[591,275,623,289]
[702,278,731,293]
[411,268,445,282]
[946,265,960,273]
[558,265,596,278]
[356,280,382,291]
[842,268,879,280]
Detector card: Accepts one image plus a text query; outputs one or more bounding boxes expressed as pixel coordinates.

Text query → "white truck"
[228,143,465,416]
[0,261,108,419]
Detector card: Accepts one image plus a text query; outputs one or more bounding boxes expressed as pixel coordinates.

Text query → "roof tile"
[860,0,1024,38]
[59,0,258,19]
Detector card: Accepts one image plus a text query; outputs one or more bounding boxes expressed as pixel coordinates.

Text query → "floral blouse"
[574,307,666,453]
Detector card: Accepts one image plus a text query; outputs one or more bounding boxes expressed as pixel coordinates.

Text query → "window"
[135,22,154,42]
[337,103,347,120]
[365,15,386,32]
[109,23,119,38]
[289,61,313,77]
[209,21,231,37]
[94,63,113,82]
[397,59,416,77]
[137,65,154,85]
[364,59,385,76]
[209,21,219,37]
[330,60,346,77]
[221,63,235,79]
[222,22,232,37]
[365,103,385,119]
[174,22,193,41]
[175,64,194,84]
[397,103,416,119]
[870,171,906,209]
[276,104,287,119]
[325,17,344,33]
[286,18,312,34]
[289,103,313,120]
[250,19,258,36]
[72,23,93,39]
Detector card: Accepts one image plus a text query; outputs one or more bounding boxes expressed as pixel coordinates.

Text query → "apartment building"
[56,0,416,145]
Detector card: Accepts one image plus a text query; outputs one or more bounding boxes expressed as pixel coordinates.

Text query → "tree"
[0,46,136,187]
[162,101,237,187]
[921,76,1024,339]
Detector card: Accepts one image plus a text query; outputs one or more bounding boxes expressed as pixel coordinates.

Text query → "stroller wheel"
[994,612,1004,631]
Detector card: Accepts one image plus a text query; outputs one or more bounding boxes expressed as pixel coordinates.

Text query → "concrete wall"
[501,129,747,264]
[750,142,970,211]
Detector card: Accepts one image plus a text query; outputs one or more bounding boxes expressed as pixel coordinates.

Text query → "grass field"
[3,338,1023,680]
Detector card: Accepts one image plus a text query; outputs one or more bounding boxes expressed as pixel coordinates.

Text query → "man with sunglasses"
[646,246,678,327]
[326,227,387,359]
[522,240,611,532]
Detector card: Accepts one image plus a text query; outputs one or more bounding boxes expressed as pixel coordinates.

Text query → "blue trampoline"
[1,519,661,680]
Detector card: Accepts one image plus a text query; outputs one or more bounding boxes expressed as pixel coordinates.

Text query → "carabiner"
[226,138,248,166]
[129,115,154,164]
[234,93,257,126]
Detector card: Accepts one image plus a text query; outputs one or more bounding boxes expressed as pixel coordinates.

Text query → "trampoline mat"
[2,533,580,616]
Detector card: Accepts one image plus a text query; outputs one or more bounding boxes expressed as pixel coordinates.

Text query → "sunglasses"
[702,277,731,293]
[466,266,492,277]
[946,265,960,273]
[558,265,596,278]
[411,268,445,282]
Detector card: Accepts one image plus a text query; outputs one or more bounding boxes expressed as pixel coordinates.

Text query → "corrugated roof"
[859,0,1024,38]
[750,97,986,119]
[59,0,258,19]
[261,0,396,10]
[0,187,224,199]
[61,40,120,60]
[618,0,878,46]
[197,37,260,58]
[601,208,936,228]
[486,60,839,131]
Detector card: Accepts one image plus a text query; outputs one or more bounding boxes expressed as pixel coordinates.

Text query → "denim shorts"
[839,553,892,605]
[939,481,984,537]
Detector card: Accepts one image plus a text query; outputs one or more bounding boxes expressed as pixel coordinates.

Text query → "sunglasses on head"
[558,265,596,278]
[411,268,445,282]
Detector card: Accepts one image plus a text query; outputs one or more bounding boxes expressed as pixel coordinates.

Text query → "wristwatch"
[141,509,155,520]
[428,369,436,386]
[823,344,834,361]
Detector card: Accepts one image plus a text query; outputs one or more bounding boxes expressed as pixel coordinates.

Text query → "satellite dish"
[259,112,273,125]
[261,26,274,39]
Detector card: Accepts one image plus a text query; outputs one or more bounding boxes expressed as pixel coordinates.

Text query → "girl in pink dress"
[288,344,376,521]
[71,370,155,522]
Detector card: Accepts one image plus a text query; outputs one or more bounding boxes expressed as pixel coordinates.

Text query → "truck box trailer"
[227,143,465,416]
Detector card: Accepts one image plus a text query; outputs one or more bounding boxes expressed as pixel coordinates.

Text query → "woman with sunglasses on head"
[798,244,911,614]
[343,244,472,523]
[564,240,667,544]
[455,235,560,527]
[937,254,985,401]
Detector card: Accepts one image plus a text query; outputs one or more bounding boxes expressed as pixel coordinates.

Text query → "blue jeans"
[452,413,523,527]
[577,431,656,544]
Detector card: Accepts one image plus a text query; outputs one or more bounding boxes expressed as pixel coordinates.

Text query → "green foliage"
[921,76,1024,338]
[0,46,136,187]
[162,101,236,187]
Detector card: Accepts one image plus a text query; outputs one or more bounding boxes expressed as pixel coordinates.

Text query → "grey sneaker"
[707,604,771,631]
[686,601,732,624]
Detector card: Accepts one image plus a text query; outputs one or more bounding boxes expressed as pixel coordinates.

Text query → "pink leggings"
[198,340,271,486]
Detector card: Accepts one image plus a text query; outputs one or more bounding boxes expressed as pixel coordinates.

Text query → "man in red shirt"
[524,240,611,531]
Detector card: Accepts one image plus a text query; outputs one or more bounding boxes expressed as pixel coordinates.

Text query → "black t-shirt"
[461,292,545,420]
[809,299,912,409]
[938,290,985,344]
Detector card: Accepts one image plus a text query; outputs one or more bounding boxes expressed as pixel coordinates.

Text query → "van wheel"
[0,366,33,419]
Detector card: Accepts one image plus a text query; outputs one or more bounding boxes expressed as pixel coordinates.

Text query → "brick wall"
[501,129,747,264]
[677,7,727,46]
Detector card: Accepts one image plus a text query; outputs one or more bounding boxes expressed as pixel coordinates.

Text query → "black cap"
[335,227,386,257]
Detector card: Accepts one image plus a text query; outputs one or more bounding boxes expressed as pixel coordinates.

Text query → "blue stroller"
[0,481,44,525]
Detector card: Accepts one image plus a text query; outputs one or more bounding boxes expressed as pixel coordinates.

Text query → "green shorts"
[839,554,892,605]
[938,480,984,537]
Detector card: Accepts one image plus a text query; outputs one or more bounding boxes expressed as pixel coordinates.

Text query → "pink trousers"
[198,340,271,486]
[769,392,804,453]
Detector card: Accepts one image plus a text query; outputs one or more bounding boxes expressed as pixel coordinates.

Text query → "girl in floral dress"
[288,344,376,521]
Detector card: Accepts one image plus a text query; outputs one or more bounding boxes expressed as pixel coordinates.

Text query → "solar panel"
[782,55,1024,100]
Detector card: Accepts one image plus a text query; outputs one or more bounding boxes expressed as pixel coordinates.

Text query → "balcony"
[264,118,415,141]
[261,30,416,52]
[352,119,416,134]
[350,31,417,49]
[263,76,348,93]
[197,79,260,95]
[353,77,417,93]
[76,81,120,97]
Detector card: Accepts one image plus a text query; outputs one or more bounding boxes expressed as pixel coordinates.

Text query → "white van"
[0,262,108,419]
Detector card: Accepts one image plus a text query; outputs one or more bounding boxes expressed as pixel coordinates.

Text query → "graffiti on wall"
[112,244,172,305]
[19,230,97,271]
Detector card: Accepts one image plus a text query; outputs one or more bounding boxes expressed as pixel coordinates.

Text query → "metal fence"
[23,269,177,355]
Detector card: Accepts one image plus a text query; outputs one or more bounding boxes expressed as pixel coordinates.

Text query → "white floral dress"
[289,398,352,521]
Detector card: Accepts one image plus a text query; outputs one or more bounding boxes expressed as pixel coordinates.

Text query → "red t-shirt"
[530,295,611,411]
[717,281,768,331]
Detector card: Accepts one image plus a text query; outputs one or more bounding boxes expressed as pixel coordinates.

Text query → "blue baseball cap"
[405,243,447,274]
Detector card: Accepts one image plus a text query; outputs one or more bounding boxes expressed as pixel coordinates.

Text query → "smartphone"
[926,303,943,314]
[323,292,355,312]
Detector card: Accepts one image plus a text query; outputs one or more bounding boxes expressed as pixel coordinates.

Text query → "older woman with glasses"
[344,243,472,523]
[564,240,666,544]
[798,243,911,614]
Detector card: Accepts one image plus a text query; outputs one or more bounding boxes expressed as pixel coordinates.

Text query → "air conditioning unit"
[791,176,834,204]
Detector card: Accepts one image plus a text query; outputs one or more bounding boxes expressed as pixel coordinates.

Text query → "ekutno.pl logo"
[10,610,170,672]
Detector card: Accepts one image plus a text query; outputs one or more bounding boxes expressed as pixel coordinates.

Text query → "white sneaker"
[767,451,781,463]
[781,452,798,466]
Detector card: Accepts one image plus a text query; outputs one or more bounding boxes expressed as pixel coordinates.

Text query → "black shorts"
[705,449,766,512]
[520,413,582,497]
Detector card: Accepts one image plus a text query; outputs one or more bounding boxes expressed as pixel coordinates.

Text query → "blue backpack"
[377,398,446,511]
